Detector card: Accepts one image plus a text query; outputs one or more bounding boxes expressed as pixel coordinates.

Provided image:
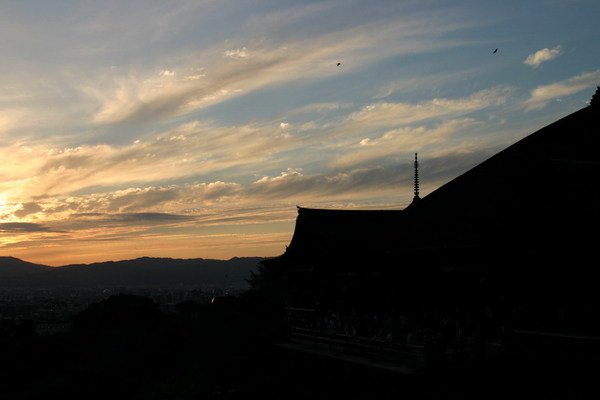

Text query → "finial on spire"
[413,152,420,202]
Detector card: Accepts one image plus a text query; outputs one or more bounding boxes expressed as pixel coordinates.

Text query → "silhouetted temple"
[263,105,600,366]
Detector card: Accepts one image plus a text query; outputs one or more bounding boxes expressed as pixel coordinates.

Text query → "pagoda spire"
[413,152,421,202]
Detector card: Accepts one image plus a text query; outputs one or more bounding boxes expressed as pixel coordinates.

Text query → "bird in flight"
[493,48,498,54]
[337,62,341,66]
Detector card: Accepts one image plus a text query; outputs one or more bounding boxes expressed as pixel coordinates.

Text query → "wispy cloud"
[372,69,480,99]
[333,119,481,169]
[329,86,513,139]
[0,222,56,233]
[73,212,196,226]
[223,47,249,59]
[523,69,600,110]
[0,82,514,207]
[82,12,475,125]
[524,46,563,68]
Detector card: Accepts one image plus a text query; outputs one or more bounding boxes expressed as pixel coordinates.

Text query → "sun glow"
[0,201,10,221]
[0,200,20,222]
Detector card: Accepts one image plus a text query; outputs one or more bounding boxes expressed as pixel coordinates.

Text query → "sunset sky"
[1,0,599,266]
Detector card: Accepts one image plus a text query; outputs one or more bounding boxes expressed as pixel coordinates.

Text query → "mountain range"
[0,256,266,288]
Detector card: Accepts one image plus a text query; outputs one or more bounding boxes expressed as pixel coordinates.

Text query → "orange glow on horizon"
[2,231,291,266]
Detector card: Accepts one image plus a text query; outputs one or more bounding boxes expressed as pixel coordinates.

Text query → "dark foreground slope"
[2,292,599,400]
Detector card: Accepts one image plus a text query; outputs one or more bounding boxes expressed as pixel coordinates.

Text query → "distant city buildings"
[0,285,246,337]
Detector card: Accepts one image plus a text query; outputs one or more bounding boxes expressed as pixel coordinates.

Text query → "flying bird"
[337,62,341,66]
[493,48,498,54]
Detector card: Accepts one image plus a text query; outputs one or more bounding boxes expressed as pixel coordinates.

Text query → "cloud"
[0,108,48,138]
[37,187,183,217]
[245,1,343,33]
[248,166,410,201]
[83,12,475,125]
[333,86,512,138]
[0,123,270,201]
[0,133,501,264]
[0,222,55,233]
[191,181,244,202]
[47,212,197,235]
[372,69,480,99]
[13,137,492,224]
[524,46,562,68]
[104,187,181,213]
[87,53,286,124]
[0,83,514,204]
[523,69,600,110]
[333,119,480,169]
[102,212,195,224]
[245,144,496,205]
[223,47,249,58]
[14,202,43,218]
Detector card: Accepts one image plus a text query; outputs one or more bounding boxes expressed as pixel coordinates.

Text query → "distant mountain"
[0,256,52,278]
[0,256,268,288]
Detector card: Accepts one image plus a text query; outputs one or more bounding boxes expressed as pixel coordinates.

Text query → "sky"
[1,0,599,266]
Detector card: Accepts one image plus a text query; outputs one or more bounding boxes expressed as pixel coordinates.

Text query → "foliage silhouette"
[591,85,600,107]
[72,293,164,344]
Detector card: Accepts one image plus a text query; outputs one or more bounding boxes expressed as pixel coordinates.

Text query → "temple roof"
[265,106,599,271]
[407,106,599,250]
[284,207,406,257]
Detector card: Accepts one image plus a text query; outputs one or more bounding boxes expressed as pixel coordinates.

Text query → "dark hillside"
[0,257,52,278]
[1,256,266,288]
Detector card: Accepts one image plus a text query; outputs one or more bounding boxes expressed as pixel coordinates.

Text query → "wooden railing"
[509,329,600,361]
[289,326,427,367]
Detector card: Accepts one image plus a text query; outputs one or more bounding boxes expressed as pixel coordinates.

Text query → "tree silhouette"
[72,293,164,340]
[591,86,600,107]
